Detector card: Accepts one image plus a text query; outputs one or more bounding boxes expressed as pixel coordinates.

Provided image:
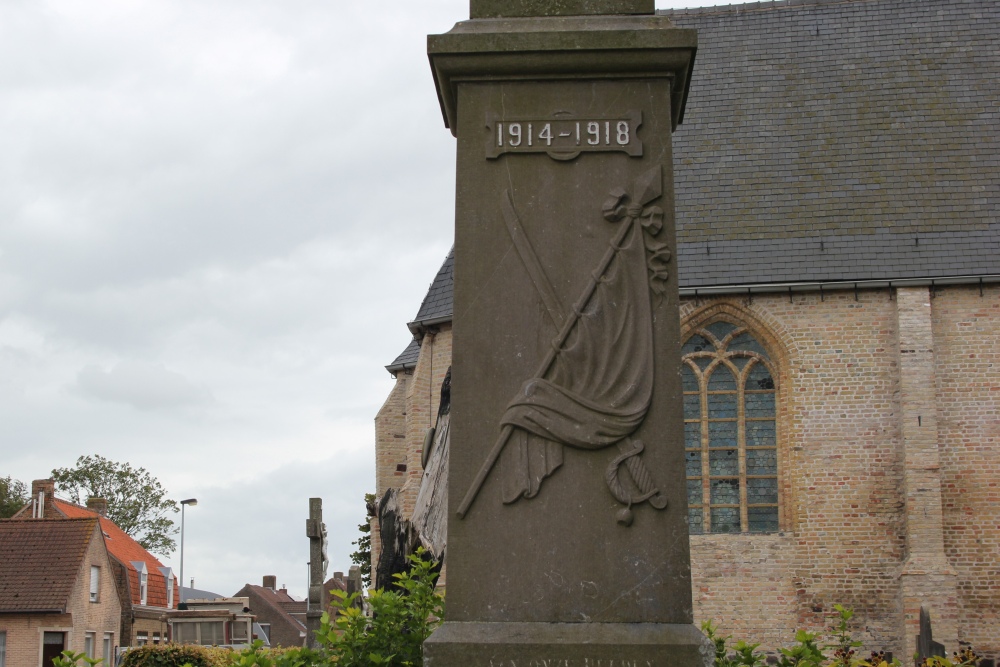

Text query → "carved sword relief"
[457,166,673,525]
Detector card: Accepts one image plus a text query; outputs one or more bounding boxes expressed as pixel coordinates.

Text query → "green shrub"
[315,547,443,666]
[703,606,912,667]
[119,644,227,667]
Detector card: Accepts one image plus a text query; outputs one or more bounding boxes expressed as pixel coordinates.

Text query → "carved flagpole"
[456,167,663,519]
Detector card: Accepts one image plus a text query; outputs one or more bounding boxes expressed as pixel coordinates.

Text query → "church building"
[375,0,1000,659]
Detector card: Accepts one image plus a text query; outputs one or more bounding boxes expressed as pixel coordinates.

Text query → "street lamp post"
[179,498,198,604]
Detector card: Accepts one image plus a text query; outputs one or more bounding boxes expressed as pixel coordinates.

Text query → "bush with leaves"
[0,476,28,518]
[702,620,767,667]
[349,493,375,588]
[52,650,102,667]
[316,547,443,666]
[917,649,981,667]
[704,605,910,667]
[226,641,325,667]
[119,644,229,667]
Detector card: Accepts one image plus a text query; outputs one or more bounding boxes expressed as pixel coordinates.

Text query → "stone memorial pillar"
[426,2,708,665]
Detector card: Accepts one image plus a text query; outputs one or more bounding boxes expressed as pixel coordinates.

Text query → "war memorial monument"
[423,1,711,664]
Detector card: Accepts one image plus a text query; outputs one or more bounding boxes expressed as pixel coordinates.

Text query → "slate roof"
[56,499,175,609]
[0,518,100,613]
[388,0,999,361]
[408,248,454,330]
[387,249,454,373]
[665,0,1000,286]
[386,338,421,374]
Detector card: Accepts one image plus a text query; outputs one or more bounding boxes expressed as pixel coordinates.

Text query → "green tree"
[51,455,178,555]
[0,476,29,518]
[349,493,375,587]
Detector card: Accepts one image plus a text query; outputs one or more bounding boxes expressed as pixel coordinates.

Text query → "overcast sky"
[1,0,739,599]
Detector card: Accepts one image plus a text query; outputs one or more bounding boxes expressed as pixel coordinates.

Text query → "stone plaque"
[426,10,706,666]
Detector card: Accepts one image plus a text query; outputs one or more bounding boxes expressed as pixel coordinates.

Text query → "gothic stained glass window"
[683,320,779,534]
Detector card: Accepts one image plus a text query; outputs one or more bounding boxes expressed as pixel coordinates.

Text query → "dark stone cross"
[425,1,709,665]
[305,497,327,649]
[916,606,947,663]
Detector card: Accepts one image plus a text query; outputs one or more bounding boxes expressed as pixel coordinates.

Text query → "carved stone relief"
[457,166,672,526]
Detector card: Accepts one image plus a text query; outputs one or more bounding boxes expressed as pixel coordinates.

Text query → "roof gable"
[55,499,174,609]
[0,518,100,613]
[235,584,307,631]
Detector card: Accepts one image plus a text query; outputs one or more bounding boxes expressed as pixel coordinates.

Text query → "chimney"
[262,575,277,590]
[87,497,109,517]
[31,479,55,519]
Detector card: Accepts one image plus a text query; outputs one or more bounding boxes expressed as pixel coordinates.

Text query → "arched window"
[682,320,778,534]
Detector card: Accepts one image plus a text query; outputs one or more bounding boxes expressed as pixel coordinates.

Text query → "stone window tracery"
[682,320,778,534]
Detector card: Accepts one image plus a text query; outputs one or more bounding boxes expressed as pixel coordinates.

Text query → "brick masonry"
[372,325,452,572]
[0,522,122,667]
[376,285,1000,658]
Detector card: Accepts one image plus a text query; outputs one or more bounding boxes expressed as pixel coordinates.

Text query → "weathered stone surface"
[427,16,697,135]
[425,7,704,665]
[470,0,653,19]
[424,622,713,666]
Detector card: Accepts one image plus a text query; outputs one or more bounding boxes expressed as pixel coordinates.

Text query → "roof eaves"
[406,315,452,337]
[680,273,1000,296]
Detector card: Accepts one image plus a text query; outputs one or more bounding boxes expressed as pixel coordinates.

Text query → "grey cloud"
[0,0,709,600]
[74,361,213,410]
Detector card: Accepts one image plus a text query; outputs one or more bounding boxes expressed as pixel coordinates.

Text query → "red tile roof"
[0,518,100,613]
[55,500,175,609]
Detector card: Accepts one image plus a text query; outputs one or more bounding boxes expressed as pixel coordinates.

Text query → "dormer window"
[131,561,149,606]
[159,567,174,608]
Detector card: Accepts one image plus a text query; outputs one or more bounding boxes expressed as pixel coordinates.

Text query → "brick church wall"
[400,325,452,516]
[375,285,1000,657]
[933,285,1000,652]
[372,324,452,571]
[681,290,907,652]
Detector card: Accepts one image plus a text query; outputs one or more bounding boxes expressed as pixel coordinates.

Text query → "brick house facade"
[375,0,1000,660]
[0,518,122,667]
[233,577,307,647]
[12,481,178,648]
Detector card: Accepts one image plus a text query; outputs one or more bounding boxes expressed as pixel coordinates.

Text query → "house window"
[152,633,160,645]
[136,632,148,647]
[84,633,96,660]
[230,621,248,645]
[172,622,225,646]
[103,634,113,662]
[90,566,100,602]
[257,624,271,643]
[199,622,225,646]
[175,623,195,644]
[139,571,148,606]
[682,320,779,534]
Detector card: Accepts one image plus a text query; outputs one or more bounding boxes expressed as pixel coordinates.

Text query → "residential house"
[0,517,122,667]
[13,481,177,647]
[167,598,253,647]
[376,0,1000,659]
[233,577,306,647]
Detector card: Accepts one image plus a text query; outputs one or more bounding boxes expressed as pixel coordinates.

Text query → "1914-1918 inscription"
[488,660,656,667]
[486,111,642,160]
